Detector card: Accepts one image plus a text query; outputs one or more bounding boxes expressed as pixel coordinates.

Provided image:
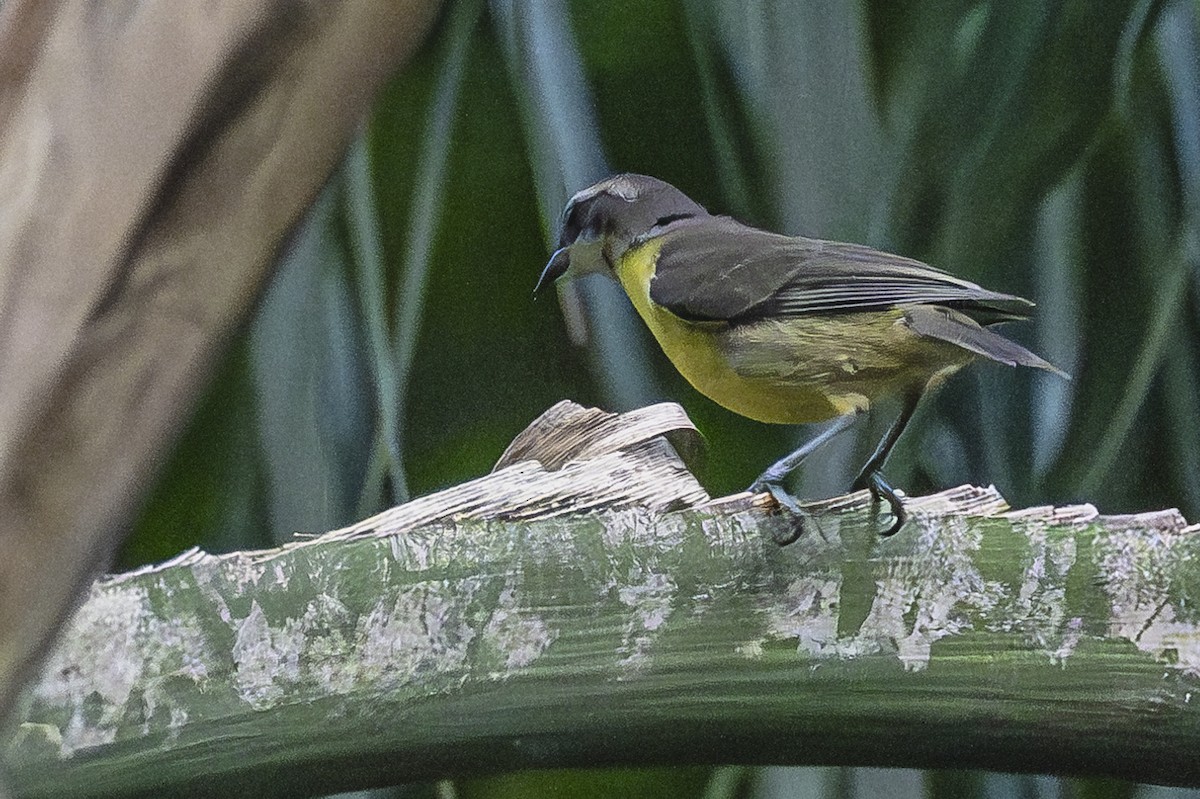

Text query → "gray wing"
[903,305,1067,377]
[649,217,1034,325]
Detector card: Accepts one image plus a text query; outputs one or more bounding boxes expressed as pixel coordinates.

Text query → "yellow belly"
[612,238,971,425]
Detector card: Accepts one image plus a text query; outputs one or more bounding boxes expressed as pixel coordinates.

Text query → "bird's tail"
[904,305,1069,379]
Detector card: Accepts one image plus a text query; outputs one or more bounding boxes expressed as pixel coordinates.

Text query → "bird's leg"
[749,413,860,543]
[852,391,922,537]
[749,413,860,493]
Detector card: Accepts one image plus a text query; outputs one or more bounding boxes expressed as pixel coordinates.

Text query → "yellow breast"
[612,238,848,424]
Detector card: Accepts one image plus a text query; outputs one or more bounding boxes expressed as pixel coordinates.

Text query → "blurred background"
[118,0,1199,797]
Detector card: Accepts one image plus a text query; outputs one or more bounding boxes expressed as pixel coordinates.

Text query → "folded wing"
[649,217,1034,326]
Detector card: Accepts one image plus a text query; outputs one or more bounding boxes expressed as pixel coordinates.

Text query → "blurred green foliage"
[118,0,1199,796]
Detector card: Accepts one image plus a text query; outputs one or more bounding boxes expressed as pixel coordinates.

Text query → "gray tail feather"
[904,305,1070,379]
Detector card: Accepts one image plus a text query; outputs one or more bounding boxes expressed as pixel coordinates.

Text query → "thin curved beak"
[534,247,571,296]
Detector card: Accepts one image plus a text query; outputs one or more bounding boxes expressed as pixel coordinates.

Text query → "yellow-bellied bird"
[537,174,1065,537]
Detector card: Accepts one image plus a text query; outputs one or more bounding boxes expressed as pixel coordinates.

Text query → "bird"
[536,174,1065,538]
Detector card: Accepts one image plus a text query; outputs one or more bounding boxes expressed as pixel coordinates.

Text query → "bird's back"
[646,217,1035,328]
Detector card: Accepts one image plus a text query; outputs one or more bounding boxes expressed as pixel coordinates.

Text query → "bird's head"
[535,174,708,293]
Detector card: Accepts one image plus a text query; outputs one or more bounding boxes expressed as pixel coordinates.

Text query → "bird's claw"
[853,470,906,537]
[752,472,906,543]
[750,481,805,546]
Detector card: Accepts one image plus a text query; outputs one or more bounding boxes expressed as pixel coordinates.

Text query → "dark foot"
[750,481,805,546]
[853,470,906,537]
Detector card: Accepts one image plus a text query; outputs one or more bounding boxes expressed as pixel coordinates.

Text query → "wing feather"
[649,217,1034,325]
